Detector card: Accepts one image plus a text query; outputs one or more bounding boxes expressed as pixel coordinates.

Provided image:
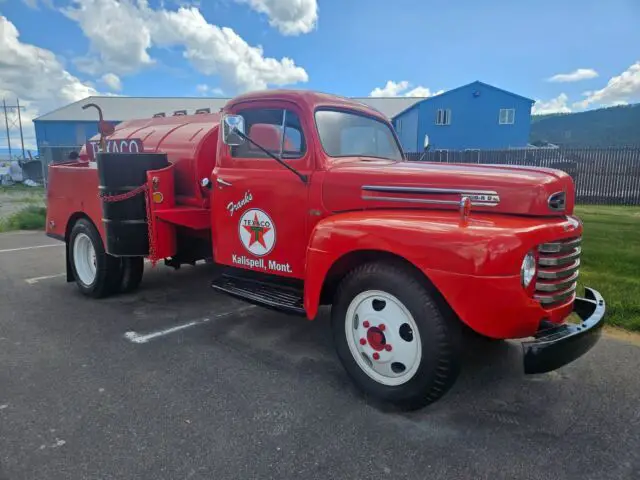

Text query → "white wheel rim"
[345,290,422,386]
[73,233,97,286]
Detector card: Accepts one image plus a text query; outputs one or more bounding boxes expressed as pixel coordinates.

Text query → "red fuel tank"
[80,112,221,207]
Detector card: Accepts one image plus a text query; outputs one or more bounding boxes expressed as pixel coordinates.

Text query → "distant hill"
[530,103,640,147]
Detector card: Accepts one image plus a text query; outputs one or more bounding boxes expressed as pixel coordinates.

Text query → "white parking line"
[25,273,66,285]
[0,244,63,254]
[124,306,256,344]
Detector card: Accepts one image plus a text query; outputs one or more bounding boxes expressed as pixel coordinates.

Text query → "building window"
[435,109,451,125]
[499,108,515,125]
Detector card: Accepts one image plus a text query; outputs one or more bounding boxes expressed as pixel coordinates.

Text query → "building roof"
[33,96,231,122]
[34,94,424,123]
[393,81,535,118]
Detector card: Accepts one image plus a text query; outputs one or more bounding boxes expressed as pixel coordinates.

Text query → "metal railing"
[405,147,640,205]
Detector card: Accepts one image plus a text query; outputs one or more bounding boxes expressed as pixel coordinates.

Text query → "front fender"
[303,210,581,337]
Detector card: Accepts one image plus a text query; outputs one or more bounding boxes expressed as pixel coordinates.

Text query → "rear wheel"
[118,257,144,293]
[69,219,120,298]
[332,262,460,410]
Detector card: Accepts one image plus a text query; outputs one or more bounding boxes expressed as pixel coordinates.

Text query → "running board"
[211,274,305,316]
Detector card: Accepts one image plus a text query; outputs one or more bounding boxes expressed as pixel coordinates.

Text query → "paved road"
[1,231,638,480]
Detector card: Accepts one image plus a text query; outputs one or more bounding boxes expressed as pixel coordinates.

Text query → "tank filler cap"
[200,178,212,189]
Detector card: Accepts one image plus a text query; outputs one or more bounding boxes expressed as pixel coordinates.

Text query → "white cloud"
[236,0,318,35]
[573,61,640,109]
[532,93,571,115]
[195,84,225,96]
[370,80,410,97]
[21,0,54,8]
[0,15,98,149]
[101,73,122,91]
[64,0,154,75]
[370,80,443,98]
[63,0,309,93]
[150,6,308,91]
[547,68,599,83]
[406,86,443,97]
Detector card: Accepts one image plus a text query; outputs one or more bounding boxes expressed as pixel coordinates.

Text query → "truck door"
[211,103,312,280]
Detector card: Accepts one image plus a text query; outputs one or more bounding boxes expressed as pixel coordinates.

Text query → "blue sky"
[0,0,639,147]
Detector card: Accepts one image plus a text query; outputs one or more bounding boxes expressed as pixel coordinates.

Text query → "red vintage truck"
[46,90,605,409]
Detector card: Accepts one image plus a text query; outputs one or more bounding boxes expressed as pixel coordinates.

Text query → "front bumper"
[523,287,605,374]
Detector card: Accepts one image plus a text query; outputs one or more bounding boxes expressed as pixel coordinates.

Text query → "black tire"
[331,262,460,410]
[118,257,144,293]
[68,218,121,298]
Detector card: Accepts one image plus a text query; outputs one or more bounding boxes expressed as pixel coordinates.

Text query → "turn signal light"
[152,192,164,204]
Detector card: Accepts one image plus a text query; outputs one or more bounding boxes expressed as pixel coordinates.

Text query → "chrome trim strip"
[535,271,579,292]
[538,247,581,267]
[362,185,500,196]
[537,259,580,279]
[361,195,459,206]
[361,185,500,207]
[534,283,577,305]
[538,237,581,254]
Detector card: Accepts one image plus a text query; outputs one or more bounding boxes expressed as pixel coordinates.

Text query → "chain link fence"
[37,145,83,186]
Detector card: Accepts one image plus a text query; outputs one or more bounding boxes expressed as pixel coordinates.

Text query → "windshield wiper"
[235,130,308,184]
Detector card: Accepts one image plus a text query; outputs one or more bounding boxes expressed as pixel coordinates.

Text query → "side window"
[435,109,451,125]
[499,108,515,125]
[231,108,306,159]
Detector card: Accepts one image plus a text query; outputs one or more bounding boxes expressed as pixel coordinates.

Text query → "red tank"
[81,112,222,208]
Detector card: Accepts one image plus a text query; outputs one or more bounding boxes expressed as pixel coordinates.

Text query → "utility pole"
[16,98,25,158]
[2,98,27,159]
[2,99,11,159]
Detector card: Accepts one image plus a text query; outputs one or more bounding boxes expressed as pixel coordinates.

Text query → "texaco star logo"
[238,208,276,256]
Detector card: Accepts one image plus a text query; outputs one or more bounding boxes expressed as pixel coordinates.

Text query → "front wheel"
[332,263,460,410]
[69,219,121,298]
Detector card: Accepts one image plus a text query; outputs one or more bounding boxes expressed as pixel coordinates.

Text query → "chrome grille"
[535,237,581,306]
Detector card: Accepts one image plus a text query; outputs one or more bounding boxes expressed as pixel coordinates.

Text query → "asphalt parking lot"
[1,231,639,480]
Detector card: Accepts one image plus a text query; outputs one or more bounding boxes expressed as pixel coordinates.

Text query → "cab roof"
[226,89,392,122]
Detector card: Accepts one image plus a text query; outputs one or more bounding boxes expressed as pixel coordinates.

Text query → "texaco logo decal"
[238,208,276,257]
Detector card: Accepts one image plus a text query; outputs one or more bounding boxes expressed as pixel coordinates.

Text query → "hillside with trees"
[530,103,640,147]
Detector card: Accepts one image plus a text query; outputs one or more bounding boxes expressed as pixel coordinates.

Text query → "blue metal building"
[392,81,535,152]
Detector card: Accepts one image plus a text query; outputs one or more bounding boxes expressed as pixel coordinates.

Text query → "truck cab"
[46,90,606,410]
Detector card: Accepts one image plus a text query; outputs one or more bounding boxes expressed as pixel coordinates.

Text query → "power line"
[2,98,26,159]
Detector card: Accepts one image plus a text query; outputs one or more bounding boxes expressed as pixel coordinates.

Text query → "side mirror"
[423,134,430,151]
[222,114,246,146]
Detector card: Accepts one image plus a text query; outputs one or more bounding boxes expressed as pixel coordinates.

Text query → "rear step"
[211,274,305,316]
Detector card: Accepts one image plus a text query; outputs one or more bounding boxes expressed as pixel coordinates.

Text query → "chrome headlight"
[521,251,536,288]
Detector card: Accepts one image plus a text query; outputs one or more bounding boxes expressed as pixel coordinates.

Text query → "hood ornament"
[460,196,472,221]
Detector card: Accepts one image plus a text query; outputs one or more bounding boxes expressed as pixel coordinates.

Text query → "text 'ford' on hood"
[322,160,575,217]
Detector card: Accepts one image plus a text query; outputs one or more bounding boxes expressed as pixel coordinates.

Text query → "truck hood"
[322,159,575,217]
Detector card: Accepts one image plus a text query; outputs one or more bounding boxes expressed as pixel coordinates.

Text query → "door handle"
[216,177,233,188]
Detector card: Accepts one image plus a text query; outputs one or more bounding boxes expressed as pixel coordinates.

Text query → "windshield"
[315,109,404,161]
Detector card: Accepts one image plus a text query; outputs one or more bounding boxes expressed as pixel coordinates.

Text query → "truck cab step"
[211,274,305,315]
